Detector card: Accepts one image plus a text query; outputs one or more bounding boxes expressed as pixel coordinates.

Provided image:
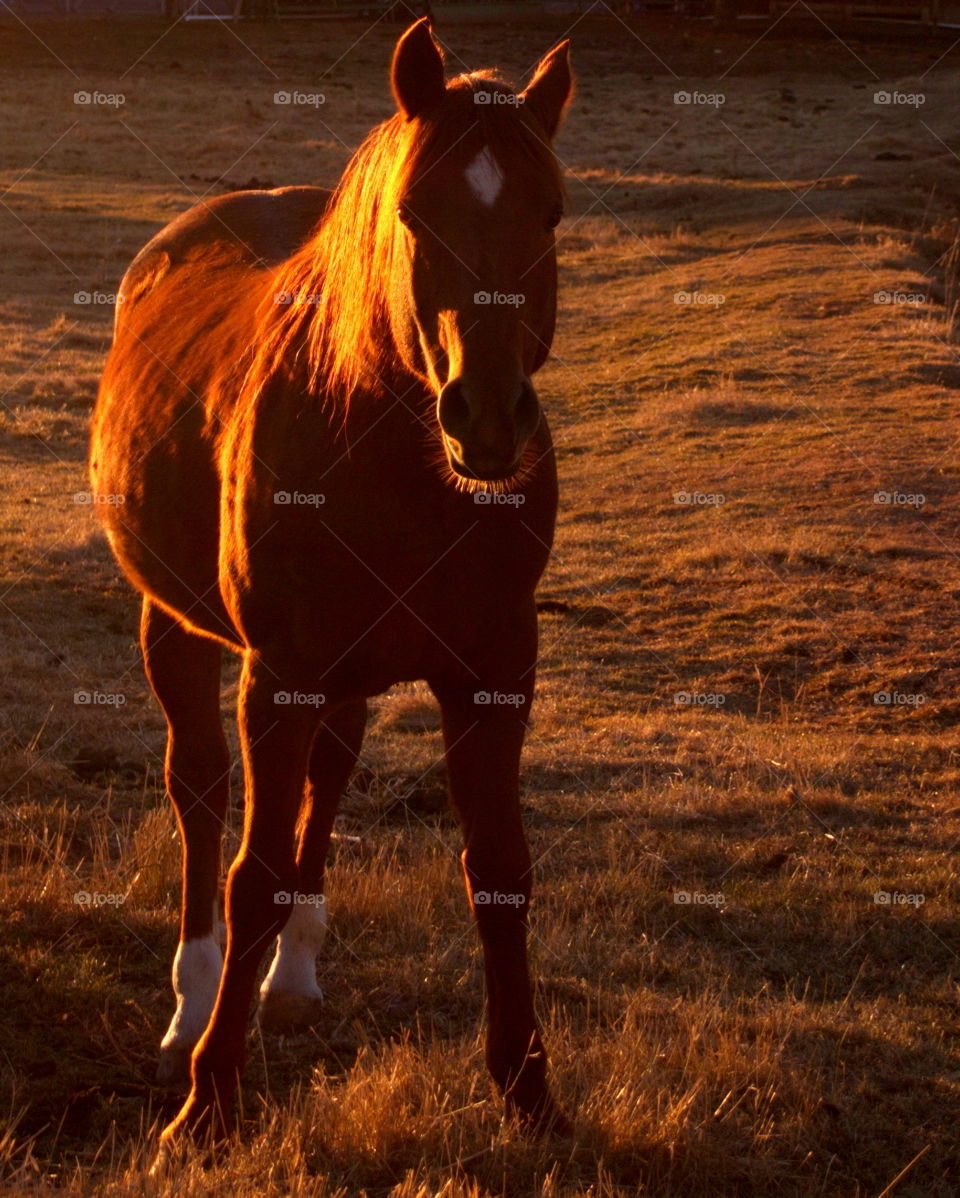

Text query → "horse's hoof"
[256,990,324,1033]
[156,1044,193,1088]
[148,1135,201,1177]
[150,1133,218,1174]
[148,1140,173,1179]
[160,1084,233,1152]
[538,1104,574,1140]
[508,1094,574,1141]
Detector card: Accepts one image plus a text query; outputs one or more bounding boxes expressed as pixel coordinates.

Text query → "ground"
[0,9,958,1197]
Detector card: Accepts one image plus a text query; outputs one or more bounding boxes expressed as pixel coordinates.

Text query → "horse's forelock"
[402,74,563,188]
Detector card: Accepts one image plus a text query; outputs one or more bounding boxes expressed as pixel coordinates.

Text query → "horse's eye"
[545,206,564,232]
[397,202,417,229]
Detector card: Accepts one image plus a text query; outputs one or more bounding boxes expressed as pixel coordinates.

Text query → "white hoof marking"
[160,935,222,1053]
[260,898,327,1001]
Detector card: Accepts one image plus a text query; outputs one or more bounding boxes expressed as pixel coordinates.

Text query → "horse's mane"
[244,73,562,411]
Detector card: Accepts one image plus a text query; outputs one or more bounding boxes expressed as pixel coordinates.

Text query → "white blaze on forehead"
[465,146,504,208]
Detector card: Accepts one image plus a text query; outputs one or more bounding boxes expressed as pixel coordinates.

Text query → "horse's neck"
[347,362,431,434]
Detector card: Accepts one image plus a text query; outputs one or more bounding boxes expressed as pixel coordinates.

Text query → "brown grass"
[1,12,959,1197]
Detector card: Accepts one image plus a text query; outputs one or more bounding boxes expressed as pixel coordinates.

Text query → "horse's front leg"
[433,677,568,1136]
[160,652,320,1146]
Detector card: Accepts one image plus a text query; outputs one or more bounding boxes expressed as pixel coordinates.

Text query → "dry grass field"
[1,9,959,1196]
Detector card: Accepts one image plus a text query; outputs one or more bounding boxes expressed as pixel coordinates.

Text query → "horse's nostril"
[437,380,471,440]
[438,376,539,479]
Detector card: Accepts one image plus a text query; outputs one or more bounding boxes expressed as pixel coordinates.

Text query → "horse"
[89,19,573,1146]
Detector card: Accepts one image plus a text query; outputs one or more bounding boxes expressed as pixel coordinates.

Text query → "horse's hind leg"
[161,653,321,1143]
[258,699,367,1031]
[141,597,230,1086]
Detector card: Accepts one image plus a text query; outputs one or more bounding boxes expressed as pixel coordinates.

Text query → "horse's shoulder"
[119,186,331,310]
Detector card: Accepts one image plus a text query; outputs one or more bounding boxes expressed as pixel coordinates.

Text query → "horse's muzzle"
[437,377,540,482]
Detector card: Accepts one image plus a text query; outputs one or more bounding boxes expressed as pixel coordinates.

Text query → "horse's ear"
[391,18,446,120]
[520,41,573,140]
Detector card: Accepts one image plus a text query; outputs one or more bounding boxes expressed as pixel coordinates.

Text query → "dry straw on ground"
[0,11,958,1197]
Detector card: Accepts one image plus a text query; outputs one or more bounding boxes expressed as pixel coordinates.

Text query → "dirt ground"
[0,10,959,1197]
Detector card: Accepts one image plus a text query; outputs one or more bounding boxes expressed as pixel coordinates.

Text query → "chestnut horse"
[90,20,572,1145]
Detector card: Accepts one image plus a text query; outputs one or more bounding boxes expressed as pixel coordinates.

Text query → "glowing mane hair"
[244,74,563,410]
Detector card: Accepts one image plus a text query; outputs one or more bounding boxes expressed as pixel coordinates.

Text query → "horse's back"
[119,186,331,312]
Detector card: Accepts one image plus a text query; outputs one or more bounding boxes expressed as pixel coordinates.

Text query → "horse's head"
[386,21,572,484]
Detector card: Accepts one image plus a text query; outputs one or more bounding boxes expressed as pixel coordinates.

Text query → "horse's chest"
[232,497,550,694]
